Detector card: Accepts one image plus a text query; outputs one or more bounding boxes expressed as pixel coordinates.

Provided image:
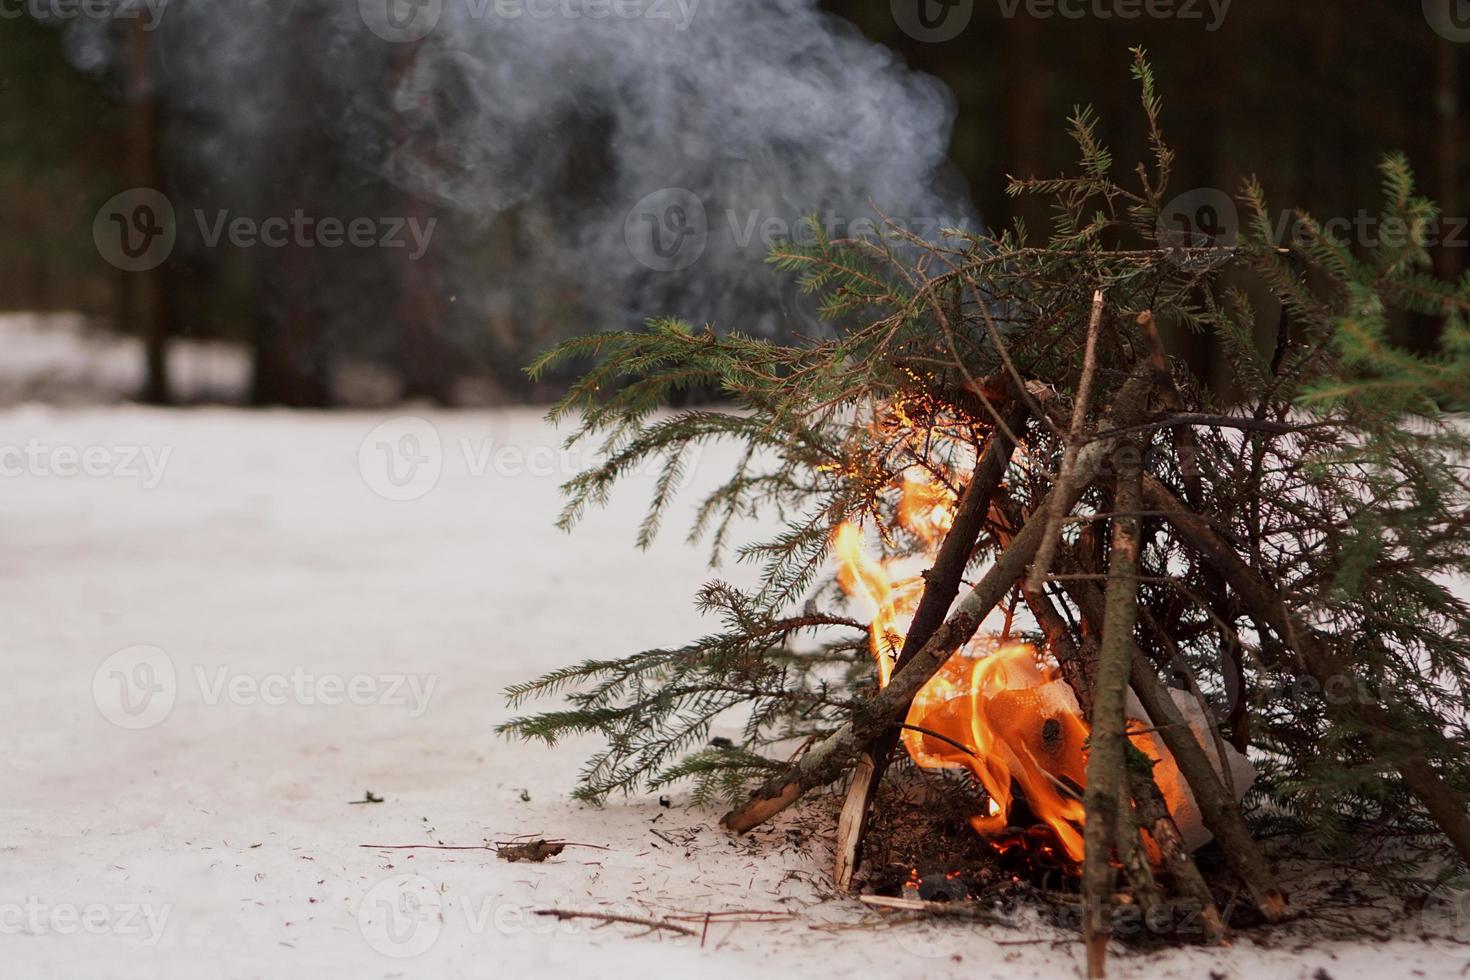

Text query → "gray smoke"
[58,0,975,383]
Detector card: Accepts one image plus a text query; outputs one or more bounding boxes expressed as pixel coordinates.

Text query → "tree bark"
[1082,441,1144,978]
[1129,767,1225,943]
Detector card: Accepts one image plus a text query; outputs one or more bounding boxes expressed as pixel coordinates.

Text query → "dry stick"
[1007,500,1224,942]
[857,894,1013,925]
[1113,793,1164,925]
[1047,592,1165,930]
[833,402,1029,891]
[1139,476,1470,866]
[1011,510,1160,921]
[1128,772,1225,942]
[531,909,698,937]
[1081,440,1146,980]
[1058,572,1287,922]
[1027,289,1106,595]
[1021,578,1097,718]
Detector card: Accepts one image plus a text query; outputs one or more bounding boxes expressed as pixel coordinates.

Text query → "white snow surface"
[1,406,1461,979]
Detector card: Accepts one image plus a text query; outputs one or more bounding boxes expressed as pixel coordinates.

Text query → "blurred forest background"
[0,2,1458,407]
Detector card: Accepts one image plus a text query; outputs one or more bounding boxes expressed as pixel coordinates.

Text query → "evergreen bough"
[498,51,1470,888]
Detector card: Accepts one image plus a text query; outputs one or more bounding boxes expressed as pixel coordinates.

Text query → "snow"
[1,404,1462,979]
[0,315,250,405]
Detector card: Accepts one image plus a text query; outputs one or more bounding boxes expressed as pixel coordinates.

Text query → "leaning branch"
[1027,289,1107,594]
[1082,440,1145,979]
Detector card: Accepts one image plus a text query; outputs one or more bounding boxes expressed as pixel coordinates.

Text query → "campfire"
[502,59,1470,976]
[831,412,1198,871]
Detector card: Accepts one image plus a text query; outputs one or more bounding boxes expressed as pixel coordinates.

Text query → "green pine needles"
[498,49,1470,867]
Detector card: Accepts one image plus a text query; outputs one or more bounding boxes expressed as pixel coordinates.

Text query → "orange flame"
[834,454,1092,861]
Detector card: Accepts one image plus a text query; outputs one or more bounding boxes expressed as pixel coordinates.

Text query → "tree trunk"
[124,18,169,406]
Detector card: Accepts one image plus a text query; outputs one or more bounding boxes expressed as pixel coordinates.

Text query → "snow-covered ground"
[2,405,1463,979]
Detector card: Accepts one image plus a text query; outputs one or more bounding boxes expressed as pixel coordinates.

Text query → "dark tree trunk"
[247,17,332,409]
[124,18,169,406]
[251,243,331,408]
[395,195,454,405]
[388,41,455,405]
[1436,24,1461,286]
